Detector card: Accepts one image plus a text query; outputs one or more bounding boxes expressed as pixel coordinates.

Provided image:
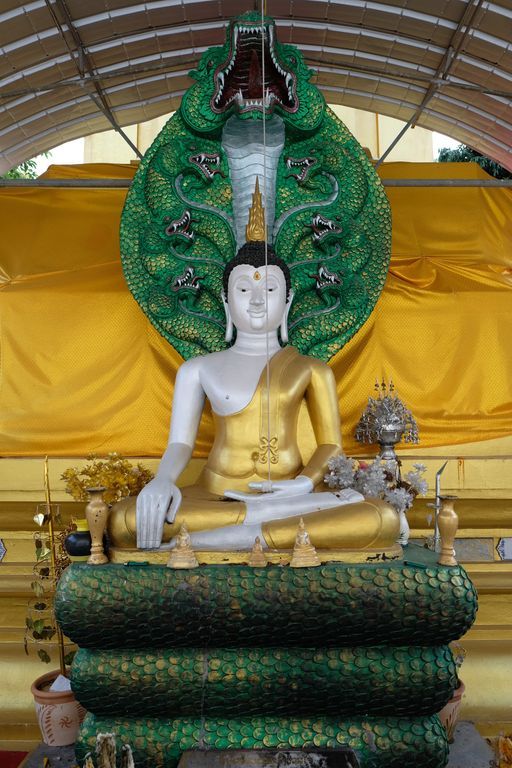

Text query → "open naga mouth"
[313,265,342,290]
[309,214,342,243]
[286,155,319,184]
[189,152,222,180]
[212,22,297,114]
[171,266,202,292]
[165,210,194,241]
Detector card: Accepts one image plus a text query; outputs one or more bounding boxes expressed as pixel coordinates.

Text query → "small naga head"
[285,154,320,185]
[310,264,343,305]
[148,267,202,319]
[171,266,202,290]
[188,150,224,181]
[181,12,325,135]
[164,210,195,246]
[307,214,343,247]
[171,266,202,308]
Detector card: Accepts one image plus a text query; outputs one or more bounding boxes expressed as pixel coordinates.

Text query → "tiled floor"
[446,722,494,768]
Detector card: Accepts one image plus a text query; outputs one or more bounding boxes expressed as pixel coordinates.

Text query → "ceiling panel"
[0,0,511,172]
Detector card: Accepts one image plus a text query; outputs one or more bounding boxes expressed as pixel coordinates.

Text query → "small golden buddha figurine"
[248,536,268,567]
[166,524,199,569]
[290,518,321,568]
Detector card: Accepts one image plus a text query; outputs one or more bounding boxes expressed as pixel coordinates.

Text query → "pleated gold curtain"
[1,161,511,456]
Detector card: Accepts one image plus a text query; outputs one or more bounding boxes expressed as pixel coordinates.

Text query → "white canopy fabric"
[0,0,511,173]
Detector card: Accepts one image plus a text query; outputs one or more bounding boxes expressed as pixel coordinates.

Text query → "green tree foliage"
[2,157,39,179]
[438,144,512,180]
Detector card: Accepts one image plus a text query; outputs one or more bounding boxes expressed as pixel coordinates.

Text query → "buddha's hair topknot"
[222,242,291,298]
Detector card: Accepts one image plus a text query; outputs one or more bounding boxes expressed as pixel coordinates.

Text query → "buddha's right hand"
[136,478,182,549]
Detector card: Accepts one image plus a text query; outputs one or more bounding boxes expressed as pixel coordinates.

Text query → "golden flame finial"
[245,177,266,242]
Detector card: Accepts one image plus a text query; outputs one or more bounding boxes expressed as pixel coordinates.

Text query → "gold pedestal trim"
[108,543,403,565]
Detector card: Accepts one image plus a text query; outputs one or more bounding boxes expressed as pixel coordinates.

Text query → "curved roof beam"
[5,69,510,167]
[3,13,510,97]
[1,1,512,171]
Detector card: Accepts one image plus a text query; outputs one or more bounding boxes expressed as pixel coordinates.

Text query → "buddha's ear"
[221,290,234,343]
[280,290,294,345]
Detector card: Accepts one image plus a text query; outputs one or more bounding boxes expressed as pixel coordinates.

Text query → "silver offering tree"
[355,380,419,462]
[355,381,420,546]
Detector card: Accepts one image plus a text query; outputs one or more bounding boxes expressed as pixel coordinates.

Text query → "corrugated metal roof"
[0,0,511,172]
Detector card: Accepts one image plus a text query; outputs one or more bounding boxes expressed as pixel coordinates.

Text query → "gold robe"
[108,347,399,550]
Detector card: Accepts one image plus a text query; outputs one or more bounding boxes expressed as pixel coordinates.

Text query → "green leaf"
[2,158,39,180]
[37,649,51,664]
[31,580,45,596]
[35,545,50,561]
[32,619,46,633]
[64,650,76,666]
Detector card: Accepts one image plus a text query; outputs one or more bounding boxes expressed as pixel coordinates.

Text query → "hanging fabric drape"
[1,161,511,457]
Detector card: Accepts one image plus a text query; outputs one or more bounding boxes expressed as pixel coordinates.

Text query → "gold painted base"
[108,543,403,565]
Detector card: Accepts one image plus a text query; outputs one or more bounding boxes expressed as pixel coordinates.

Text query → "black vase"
[64,530,92,559]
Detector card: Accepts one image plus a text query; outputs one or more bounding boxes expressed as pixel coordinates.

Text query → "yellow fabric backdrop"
[1,161,511,457]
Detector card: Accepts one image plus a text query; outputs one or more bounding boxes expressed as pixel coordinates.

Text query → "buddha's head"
[222,242,293,342]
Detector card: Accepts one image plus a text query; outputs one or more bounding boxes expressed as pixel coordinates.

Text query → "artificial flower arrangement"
[325,454,428,512]
[61,452,154,505]
[324,454,428,544]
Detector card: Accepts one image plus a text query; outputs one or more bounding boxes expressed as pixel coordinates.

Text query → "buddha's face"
[227,263,288,333]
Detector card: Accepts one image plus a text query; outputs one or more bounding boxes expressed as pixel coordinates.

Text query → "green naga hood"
[120,13,391,362]
[181,12,325,135]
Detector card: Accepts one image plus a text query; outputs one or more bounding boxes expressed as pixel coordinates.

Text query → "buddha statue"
[109,241,400,556]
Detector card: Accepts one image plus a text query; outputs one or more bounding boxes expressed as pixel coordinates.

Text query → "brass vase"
[438,495,458,567]
[85,487,109,565]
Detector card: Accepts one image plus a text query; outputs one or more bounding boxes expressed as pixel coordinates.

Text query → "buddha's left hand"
[224,475,314,502]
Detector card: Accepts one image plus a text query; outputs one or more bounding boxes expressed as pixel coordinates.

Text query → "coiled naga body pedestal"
[55,545,477,768]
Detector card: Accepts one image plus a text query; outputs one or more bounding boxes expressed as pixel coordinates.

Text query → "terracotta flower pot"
[438,680,465,742]
[31,670,86,746]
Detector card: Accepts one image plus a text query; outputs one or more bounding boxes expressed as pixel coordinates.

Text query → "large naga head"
[181,12,325,134]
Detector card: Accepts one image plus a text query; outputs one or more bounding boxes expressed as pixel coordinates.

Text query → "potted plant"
[438,641,466,742]
[25,458,85,746]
